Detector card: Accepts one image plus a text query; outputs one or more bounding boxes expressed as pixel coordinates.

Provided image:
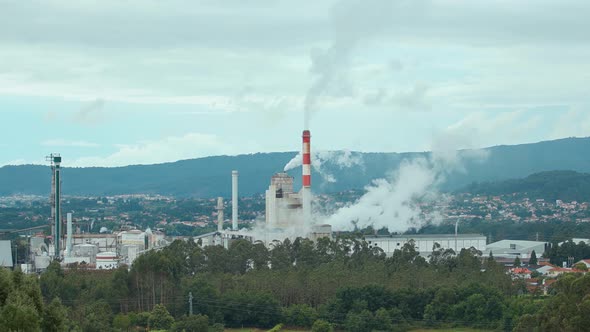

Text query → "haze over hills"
[463,170,590,202]
[1,137,590,198]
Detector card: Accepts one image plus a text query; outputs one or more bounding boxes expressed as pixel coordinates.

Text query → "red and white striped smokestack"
[302,130,311,188]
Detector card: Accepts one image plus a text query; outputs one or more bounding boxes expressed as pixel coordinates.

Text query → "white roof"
[536,265,555,274]
[487,240,547,249]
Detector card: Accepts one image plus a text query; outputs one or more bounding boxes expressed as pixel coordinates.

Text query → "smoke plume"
[284,149,364,183]
[325,146,488,232]
[304,0,394,129]
[73,98,106,125]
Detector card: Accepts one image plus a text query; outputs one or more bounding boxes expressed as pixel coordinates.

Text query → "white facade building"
[365,234,487,257]
[485,240,548,260]
[119,230,146,249]
[265,173,303,228]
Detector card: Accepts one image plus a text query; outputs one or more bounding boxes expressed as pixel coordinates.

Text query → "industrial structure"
[46,153,62,258]
[65,212,73,257]
[265,173,302,228]
[216,197,224,232]
[27,226,168,271]
[365,234,487,257]
[232,170,239,231]
[301,130,312,224]
[485,240,549,263]
[263,130,313,230]
[0,240,13,268]
[8,128,492,273]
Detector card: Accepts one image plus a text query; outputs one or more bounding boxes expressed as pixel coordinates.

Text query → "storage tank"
[96,251,118,270]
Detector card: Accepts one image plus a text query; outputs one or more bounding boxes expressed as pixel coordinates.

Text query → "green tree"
[113,313,131,332]
[131,312,150,330]
[513,314,539,332]
[0,268,14,306]
[283,304,318,328]
[73,300,113,332]
[373,308,393,331]
[345,310,374,332]
[311,319,333,332]
[149,304,175,330]
[171,314,209,332]
[514,256,522,267]
[41,298,68,332]
[529,250,538,265]
[0,291,41,332]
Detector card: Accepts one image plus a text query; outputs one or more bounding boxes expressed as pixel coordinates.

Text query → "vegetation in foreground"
[2,236,590,331]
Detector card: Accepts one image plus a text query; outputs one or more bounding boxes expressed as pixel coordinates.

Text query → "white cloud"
[69,132,247,167]
[1,0,590,163]
[550,107,590,140]
[0,159,28,166]
[41,139,101,148]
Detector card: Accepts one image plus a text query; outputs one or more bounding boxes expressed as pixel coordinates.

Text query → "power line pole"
[536,232,539,241]
[189,292,193,316]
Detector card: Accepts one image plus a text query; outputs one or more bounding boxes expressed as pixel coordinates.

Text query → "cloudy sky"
[1,0,589,167]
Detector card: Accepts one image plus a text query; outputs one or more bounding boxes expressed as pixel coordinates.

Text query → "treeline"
[36,236,517,330]
[461,170,590,202]
[514,274,590,331]
[545,240,590,266]
[4,235,590,330]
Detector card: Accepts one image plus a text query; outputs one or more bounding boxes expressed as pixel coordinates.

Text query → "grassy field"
[410,329,494,332]
[226,329,490,332]
[224,329,309,332]
[224,327,492,332]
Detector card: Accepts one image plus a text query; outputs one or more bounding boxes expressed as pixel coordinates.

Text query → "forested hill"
[461,170,590,202]
[2,137,590,197]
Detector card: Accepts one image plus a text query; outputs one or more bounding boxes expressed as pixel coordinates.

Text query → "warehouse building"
[365,234,487,257]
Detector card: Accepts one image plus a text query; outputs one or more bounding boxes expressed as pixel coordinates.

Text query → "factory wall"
[365,234,487,257]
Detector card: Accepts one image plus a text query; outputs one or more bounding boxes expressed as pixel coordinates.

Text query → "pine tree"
[529,250,538,265]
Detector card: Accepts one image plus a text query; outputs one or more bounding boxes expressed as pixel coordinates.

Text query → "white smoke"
[283,149,364,183]
[304,0,396,129]
[326,145,488,232]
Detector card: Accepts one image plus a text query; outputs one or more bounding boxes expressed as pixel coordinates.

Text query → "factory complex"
[3,130,500,272]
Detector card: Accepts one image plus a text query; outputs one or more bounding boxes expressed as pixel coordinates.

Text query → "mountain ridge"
[2,137,590,197]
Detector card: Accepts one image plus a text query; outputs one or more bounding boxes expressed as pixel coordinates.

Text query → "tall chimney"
[302,130,311,188]
[53,155,62,258]
[66,212,73,257]
[302,130,312,223]
[232,170,239,231]
[216,197,224,232]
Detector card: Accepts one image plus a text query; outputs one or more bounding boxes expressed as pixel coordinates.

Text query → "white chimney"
[217,197,224,232]
[66,213,73,257]
[232,170,238,231]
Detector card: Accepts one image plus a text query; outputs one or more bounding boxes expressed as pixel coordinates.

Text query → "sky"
[1,0,590,167]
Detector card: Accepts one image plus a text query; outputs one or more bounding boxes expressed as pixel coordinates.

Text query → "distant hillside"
[461,170,590,202]
[2,137,590,198]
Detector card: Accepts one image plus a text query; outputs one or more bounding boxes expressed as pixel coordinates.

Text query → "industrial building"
[485,240,549,262]
[365,234,487,257]
[0,240,13,268]
[18,130,488,271]
[265,173,303,228]
[19,153,172,271]
[96,252,118,269]
[262,130,313,231]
